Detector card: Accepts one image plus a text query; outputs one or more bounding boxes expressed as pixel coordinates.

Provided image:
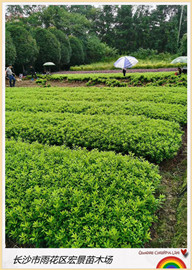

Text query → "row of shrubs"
[6,88,187,125]
[6,110,183,163]
[35,71,187,87]
[6,139,164,248]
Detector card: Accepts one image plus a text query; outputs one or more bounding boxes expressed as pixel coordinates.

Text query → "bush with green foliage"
[6,97,187,125]
[6,85,187,107]
[40,71,187,88]
[6,140,164,248]
[6,110,183,163]
[35,79,51,87]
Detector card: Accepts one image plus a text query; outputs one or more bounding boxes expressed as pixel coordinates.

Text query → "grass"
[70,59,186,71]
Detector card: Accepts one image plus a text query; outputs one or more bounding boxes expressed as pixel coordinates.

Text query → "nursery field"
[5,72,187,248]
[37,71,187,87]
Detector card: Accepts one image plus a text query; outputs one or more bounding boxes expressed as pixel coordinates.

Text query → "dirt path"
[145,127,187,248]
[53,68,177,74]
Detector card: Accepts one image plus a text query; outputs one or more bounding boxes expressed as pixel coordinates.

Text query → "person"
[122,68,126,76]
[6,65,16,87]
[178,67,182,75]
[175,67,182,76]
[29,65,37,80]
[182,66,187,74]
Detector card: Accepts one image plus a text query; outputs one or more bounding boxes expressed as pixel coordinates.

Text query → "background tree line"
[5,4,187,74]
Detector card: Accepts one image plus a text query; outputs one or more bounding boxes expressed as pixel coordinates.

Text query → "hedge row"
[6,87,187,106]
[6,98,187,125]
[6,140,163,248]
[6,111,183,163]
[37,72,187,87]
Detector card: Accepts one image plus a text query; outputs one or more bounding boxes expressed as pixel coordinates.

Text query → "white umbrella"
[43,62,56,74]
[43,62,56,66]
[171,56,187,64]
[114,56,138,69]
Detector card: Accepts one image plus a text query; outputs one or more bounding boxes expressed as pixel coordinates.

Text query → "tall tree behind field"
[48,27,71,68]
[69,36,84,66]
[114,5,134,53]
[147,5,187,53]
[33,28,61,71]
[179,33,187,55]
[5,30,16,66]
[93,5,118,48]
[5,3,188,69]
[6,5,46,21]
[6,24,39,72]
[132,6,153,50]
[40,5,91,39]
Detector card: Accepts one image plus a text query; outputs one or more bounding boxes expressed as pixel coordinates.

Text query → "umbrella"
[114,56,138,69]
[43,62,56,74]
[171,56,187,64]
[43,62,56,66]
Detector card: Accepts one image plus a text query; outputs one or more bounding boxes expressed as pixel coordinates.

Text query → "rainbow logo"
[156,256,186,268]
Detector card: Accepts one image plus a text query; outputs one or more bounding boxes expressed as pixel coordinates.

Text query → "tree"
[6,5,46,21]
[6,24,39,72]
[48,27,71,68]
[148,5,187,53]
[33,28,61,71]
[179,33,187,55]
[5,30,17,66]
[131,5,153,50]
[93,5,118,48]
[114,6,134,53]
[40,6,91,39]
[85,35,116,63]
[69,36,84,66]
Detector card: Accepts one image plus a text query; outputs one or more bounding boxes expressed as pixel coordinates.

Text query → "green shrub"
[41,72,187,88]
[6,98,187,125]
[6,85,187,106]
[6,111,183,163]
[35,79,50,87]
[6,140,163,248]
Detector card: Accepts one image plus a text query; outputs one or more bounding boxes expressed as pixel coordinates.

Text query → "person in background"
[29,65,37,80]
[178,67,182,75]
[175,67,182,76]
[182,66,187,74]
[6,65,16,87]
[122,68,126,76]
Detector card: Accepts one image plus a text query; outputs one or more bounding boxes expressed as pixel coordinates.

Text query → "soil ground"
[5,68,177,88]
[6,79,86,88]
[52,68,177,74]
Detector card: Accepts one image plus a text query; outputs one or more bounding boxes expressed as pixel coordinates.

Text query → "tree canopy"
[5,30,16,66]
[5,4,187,72]
[33,27,61,71]
[6,24,39,71]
